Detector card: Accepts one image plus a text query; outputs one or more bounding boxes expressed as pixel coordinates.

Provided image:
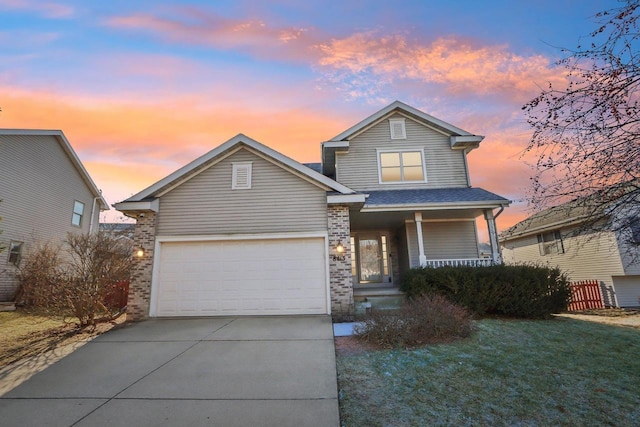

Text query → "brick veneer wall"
[328,205,353,315]
[127,212,157,321]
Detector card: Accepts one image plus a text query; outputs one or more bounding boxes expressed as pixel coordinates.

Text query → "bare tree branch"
[522,0,640,249]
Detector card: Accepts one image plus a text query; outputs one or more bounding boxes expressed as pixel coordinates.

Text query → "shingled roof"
[363,188,510,207]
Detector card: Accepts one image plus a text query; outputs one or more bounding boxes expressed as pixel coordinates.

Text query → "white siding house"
[0,130,109,302]
[116,101,510,320]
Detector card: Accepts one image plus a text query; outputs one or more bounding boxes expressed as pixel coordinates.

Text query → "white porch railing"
[422,258,495,268]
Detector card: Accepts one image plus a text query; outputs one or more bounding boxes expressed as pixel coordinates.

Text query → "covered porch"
[347,188,509,303]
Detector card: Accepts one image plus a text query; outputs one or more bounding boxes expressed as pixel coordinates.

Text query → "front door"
[351,234,392,285]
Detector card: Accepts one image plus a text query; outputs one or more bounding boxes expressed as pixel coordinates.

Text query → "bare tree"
[522,0,640,245]
[17,232,133,327]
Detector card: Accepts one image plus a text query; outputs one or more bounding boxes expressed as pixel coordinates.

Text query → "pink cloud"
[316,33,566,103]
[104,8,566,105]
[105,10,319,62]
[0,0,74,18]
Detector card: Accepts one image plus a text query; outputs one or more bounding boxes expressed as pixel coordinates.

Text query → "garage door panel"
[154,238,328,316]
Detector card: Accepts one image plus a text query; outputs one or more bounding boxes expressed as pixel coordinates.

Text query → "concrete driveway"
[0,316,339,427]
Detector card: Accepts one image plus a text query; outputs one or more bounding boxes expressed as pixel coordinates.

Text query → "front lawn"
[336,318,640,426]
[0,310,73,369]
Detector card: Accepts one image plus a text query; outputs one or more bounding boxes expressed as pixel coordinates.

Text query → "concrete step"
[354,289,406,314]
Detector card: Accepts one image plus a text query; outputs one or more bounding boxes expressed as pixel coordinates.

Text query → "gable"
[156,148,329,235]
[334,113,469,191]
[0,135,101,233]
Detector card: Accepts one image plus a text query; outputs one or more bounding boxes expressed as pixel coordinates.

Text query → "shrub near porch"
[401,265,571,318]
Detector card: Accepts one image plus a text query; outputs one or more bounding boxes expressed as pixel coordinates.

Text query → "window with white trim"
[537,231,564,255]
[8,241,23,265]
[389,118,406,139]
[71,200,84,227]
[232,162,252,189]
[378,150,426,183]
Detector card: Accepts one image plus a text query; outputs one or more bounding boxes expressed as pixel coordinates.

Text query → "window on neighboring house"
[71,200,84,227]
[8,241,23,265]
[379,150,426,183]
[537,231,564,255]
[232,162,252,189]
[389,118,406,139]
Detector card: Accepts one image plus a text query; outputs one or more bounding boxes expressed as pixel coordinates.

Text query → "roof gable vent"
[389,118,406,139]
[232,162,252,189]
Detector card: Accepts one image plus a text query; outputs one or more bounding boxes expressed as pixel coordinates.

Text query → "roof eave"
[499,215,593,242]
[113,199,159,213]
[327,193,366,205]
[362,200,510,212]
[121,133,356,204]
[451,135,484,150]
[328,101,478,142]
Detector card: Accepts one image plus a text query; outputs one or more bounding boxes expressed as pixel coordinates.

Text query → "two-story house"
[500,185,640,308]
[115,101,510,319]
[0,130,109,305]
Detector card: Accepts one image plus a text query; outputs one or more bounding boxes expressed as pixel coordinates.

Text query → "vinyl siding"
[406,220,479,268]
[611,276,640,307]
[615,224,640,275]
[0,135,98,300]
[157,148,328,235]
[335,113,469,190]
[502,228,626,306]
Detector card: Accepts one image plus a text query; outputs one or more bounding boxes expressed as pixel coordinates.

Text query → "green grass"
[336,318,640,427]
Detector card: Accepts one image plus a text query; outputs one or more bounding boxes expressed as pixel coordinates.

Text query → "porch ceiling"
[350,207,485,230]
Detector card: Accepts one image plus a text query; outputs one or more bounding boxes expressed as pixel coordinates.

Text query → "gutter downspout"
[89,194,100,233]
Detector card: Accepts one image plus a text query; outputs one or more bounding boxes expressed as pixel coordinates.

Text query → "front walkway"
[0,316,339,427]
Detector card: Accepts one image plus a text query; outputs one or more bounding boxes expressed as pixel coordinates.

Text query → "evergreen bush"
[401,264,571,319]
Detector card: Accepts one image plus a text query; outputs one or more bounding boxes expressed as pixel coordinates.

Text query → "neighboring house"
[0,130,109,302]
[500,188,640,308]
[115,101,510,319]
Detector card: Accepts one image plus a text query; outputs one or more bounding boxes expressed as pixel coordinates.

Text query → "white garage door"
[153,237,328,316]
[613,276,640,308]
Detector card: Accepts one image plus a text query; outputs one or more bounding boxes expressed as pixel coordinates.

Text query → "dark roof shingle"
[363,188,510,206]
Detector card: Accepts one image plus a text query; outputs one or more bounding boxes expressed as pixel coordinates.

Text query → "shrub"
[15,243,65,309]
[16,231,133,326]
[354,294,473,348]
[401,264,571,319]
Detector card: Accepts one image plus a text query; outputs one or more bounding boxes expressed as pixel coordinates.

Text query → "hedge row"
[400,264,571,319]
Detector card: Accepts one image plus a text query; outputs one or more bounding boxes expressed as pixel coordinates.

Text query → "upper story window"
[537,230,564,256]
[71,200,85,227]
[389,119,406,139]
[8,241,23,265]
[378,150,426,183]
[232,162,252,189]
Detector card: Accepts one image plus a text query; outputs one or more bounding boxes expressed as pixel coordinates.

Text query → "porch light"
[135,248,145,258]
[336,241,345,254]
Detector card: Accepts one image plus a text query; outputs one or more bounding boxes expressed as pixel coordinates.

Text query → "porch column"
[328,205,353,316]
[414,212,427,266]
[484,209,501,264]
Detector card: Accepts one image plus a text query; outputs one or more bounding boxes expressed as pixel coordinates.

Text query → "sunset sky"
[0,0,622,233]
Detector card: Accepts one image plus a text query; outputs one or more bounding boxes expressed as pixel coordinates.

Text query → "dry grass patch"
[0,309,121,369]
